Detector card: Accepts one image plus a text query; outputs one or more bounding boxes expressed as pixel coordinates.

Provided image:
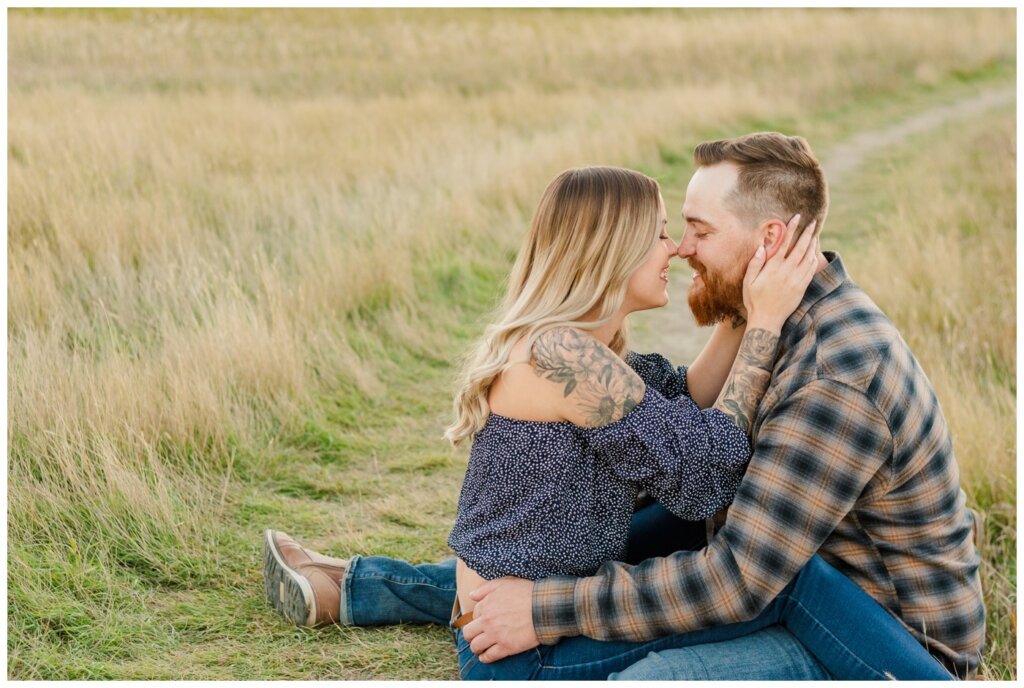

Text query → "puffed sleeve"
[587,386,750,521]
[626,351,690,400]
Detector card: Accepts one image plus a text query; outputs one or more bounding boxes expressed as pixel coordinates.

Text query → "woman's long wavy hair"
[445,166,663,446]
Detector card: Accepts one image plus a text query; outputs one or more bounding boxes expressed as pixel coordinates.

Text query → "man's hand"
[462,576,539,663]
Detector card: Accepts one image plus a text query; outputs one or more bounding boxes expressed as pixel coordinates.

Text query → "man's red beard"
[687,259,745,327]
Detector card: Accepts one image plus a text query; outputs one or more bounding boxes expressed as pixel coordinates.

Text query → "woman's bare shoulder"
[528,327,646,428]
[486,336,564,422]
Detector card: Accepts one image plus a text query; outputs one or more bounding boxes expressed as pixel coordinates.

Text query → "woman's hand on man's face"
[742,214,821,333]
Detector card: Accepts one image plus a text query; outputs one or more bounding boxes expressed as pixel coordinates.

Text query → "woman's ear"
[760,219,789,260]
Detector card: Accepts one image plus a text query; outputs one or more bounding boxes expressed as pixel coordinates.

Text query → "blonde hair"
[445,166,662,446]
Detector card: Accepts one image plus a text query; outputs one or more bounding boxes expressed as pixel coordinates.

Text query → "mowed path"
[630,87,1015,362]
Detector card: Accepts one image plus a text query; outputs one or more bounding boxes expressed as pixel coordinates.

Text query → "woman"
[444,167,773,588]
[264,167,951,680]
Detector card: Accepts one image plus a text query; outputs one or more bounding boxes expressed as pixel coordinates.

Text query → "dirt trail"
[821,88,1014,187]
[630,87,1015,363]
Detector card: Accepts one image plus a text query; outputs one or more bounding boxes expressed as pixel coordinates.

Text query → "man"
[264,132,985,680]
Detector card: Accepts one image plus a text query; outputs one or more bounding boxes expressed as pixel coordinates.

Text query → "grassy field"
[831,108,1017,677]
[7,8,1016,679]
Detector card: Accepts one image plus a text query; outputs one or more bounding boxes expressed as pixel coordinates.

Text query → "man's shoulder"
[804,280,905,391]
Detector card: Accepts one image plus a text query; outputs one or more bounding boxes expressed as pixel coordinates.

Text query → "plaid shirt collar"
[784,251,847,335]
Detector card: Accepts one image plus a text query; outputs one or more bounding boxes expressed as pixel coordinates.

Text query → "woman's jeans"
[341,503,952,680]
[341,500,707,627]
[340,498,706,627]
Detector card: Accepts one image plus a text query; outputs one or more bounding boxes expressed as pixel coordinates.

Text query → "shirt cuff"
[531,575,581,645]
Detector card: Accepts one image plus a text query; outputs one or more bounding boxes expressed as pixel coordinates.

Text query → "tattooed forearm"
[532,327,645,427]
[713,328,780,434]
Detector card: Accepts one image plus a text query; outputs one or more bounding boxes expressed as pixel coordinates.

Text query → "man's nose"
[677,232,696,259]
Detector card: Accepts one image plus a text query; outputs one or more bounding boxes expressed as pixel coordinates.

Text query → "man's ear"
[760,219,789,260]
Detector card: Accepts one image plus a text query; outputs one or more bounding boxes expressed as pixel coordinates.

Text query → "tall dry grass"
[840,112,1015,494]
[7,8,1016,678]
[835,109,1016,675]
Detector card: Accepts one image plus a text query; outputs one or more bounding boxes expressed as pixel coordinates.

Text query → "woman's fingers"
[800,221,820,265]
[743,244,767,289]
[807,221,821,258]
[800,222,820,281]
[808,219,821,248]
[804,246,818,278]
[779,213,802,258]
[787,219,818,265]
[754,215,818,291]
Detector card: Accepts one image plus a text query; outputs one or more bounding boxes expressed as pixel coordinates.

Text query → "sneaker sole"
[263,529,316,626]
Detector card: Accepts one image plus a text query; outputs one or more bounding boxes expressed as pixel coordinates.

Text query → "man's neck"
[732,251,829,323]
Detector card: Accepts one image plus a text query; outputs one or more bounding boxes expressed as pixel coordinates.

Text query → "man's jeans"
[609,626,833,680]
[340,504,950,680]
[449,552,951,680]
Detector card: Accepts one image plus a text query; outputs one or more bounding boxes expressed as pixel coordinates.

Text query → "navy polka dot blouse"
[447,352,752,581]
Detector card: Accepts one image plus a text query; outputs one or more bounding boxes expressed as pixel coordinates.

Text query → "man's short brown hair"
[694,132,828,239]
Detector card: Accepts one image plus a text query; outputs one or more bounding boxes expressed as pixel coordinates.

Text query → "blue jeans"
[451,553,952,680]
[609,625,833,680]
[342,501,708,627]
[341,503,951,680]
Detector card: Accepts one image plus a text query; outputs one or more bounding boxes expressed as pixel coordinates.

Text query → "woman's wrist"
[744,313,785,335]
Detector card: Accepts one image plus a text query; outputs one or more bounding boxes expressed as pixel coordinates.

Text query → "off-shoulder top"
[446,352,752,580]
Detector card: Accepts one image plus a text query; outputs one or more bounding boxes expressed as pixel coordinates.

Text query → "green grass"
[14,73,1015,680]
[8,9,1015,679]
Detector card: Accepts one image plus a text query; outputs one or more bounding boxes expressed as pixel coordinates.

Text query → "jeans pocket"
[455,632,482,678]
[455,628,477,658]
[535,643,555,668]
